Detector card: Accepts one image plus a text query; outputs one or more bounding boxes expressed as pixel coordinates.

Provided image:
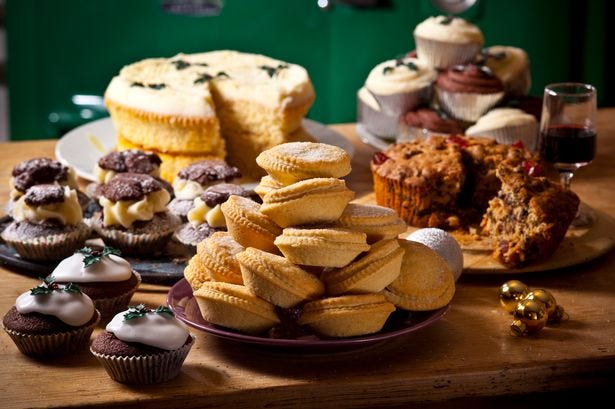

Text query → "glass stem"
[559,170,574,191]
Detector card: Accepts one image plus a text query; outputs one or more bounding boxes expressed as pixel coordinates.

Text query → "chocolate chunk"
[100,173,164,202]
[200,183,248,207]
[98,150,162,174]
[177,160,241,185]
[12,158,69,192]
[23,184,65,206]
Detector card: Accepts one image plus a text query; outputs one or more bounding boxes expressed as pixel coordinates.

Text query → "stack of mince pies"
[186,142,456,339]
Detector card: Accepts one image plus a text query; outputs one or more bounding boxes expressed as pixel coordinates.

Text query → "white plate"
[55,117,354,182]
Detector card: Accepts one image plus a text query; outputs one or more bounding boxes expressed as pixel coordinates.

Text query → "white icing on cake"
[365,57,437,95]
[106,308,190,350]
[414,16,484,44]
[104,50,314,117]
[15,285,96,326]
[407,228,464,280]
[466,108,537,134]
[12,186,83,226]
[100,189,170,228]
[51,252,133,283]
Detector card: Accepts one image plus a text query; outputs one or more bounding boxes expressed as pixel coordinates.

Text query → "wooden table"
[1,110,615,408]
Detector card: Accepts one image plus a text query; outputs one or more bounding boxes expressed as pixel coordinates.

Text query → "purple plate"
[167,278,450,351]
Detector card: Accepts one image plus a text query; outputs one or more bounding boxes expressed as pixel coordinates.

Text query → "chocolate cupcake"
[7,157,90,215]
[88,149,171,200]
[2,277,100,357]
[1,184,91,261]
[413,15,484,69]
[398,107,464,142]
[49,247,141,319]
[435,63,505,122]
[357,57,437,138]
[92,173,181,257]
[90,304,194,384]
[168,160,242,220]
[477,46,531,98]
[174,183,259,250]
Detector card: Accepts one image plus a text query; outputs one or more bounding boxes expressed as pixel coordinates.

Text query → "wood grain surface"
[1,110,615,408]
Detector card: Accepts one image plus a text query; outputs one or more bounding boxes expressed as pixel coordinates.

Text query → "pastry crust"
[274,227,370,268]
[333,203,407,244]
[236,247,324,308]
[193,232,244,285]
[193,281,280,334]
[298,294,395,337]
[260,178,354,227]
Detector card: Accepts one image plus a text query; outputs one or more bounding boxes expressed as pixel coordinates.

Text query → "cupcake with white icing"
[358,57,437,138]
[477,46,531,97]
[92,173,180,257]
[413,15,484,69]
[1,184,91,261]
[2,277,100,357]
[90,304,195,384]
[50,247,141,319]
[465,108,538,150]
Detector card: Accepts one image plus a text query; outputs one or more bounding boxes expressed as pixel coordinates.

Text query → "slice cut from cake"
[104,50,315,181]
[481,160,580,267]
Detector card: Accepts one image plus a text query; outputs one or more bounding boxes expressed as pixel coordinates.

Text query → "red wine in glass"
[539,124,596,169]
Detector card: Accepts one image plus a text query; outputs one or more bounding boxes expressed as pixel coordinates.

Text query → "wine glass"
[538,82,597,227]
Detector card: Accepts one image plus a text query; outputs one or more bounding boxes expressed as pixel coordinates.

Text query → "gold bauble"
[510,299,548,336]
[525,289,565,323]
[499,280,530,312]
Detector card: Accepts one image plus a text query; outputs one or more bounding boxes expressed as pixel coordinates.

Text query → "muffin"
[435,63,505,122]
[174,183,258,250]
[90,304,194,384]
[465,108,538,150]
[49,246,141,319]
[397,107,464,142]
[357,57,437,138]
[2,277,100,357]
[92,173,181,257]
[7,157,90,215]
[168,159,242,220]
[1,184,91,261]
[477,45,531,98]
[413,15,484,69]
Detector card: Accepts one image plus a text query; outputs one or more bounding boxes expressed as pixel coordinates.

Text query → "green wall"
[5,0,609,140]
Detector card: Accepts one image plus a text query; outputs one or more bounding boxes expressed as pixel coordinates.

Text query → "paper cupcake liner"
[466,122,538,151]
[2,310,100,357]
[94,217,180,257]
[357,96,399,138]
[2,222,91,262]
[91,335,195,384]
[435,87,504,122]
[414,37,482,69]
[93,271,142,320]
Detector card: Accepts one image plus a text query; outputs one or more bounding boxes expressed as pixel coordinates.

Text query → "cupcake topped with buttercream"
[465,108,538,150]
[95,149,162,184]
[92,173,180,257]
[1,184,91,261]
[477,46,531,97]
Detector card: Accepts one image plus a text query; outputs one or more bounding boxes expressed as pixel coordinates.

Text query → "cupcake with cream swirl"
[398,107,464,142]
[413,15,484,69]
[92,173,180,257]
[1,184,91,261]
[2,277,100,357]
[358,57,437,138]
[90,304,194,384]
[465,108,538,150]
[477,46,531,98]
[435,63,505,122]
[50,247,141,319]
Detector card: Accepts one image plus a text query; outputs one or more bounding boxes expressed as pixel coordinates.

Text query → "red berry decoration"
[447,134,469,148]
[522,160,544,177]
[372,152,390,165]
[511,140,525,149]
